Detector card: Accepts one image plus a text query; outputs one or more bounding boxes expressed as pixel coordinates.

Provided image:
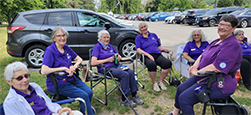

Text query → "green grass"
[0,26,251,114]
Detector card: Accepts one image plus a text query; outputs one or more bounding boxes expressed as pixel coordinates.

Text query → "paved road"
[129,20,251,57]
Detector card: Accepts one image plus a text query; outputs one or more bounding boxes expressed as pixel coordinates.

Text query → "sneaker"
[120,99,137,108]
[131,94,144,105]
[159,82,167,90]
[153,83,160,92]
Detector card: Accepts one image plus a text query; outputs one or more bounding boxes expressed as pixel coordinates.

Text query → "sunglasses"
[13,73,30,81]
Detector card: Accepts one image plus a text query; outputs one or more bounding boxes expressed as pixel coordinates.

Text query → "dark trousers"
[142,53,172,72]
[99,65,138,95]
[174,76,233,115]
[241,55,251,86]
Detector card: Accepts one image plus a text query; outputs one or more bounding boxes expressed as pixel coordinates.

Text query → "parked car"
[174,9,190,24]
[6,9,140,68]
[196,6,244,27]
[144,12,160,21]
[128,14,137,20]
[99,13,133,26]
[165,12,182,24]
[151,12,170,22]
[184,9,209,25]
[230,9,251,28]
[136,13,147,20]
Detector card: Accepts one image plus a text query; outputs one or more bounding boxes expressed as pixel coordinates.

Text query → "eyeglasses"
[218,23,231,28]
[193,34,201,36]
[12,73,30,81]
[55,34,66,38]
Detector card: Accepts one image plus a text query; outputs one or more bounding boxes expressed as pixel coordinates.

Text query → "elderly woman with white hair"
[3,61,83,115]
[91,30,144,107]
[41,26,94,115]
[183,29,209,63]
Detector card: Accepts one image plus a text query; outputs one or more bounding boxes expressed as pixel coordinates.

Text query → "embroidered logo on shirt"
[203,49,205,51]
[110,50,113,52]
[67,53,71,59]
[219,62,227,69]
[191,48,196,51]
[152,37,155,40]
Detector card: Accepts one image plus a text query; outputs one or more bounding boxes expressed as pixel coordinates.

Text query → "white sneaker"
[153,83,160,92]
[159,82,167,90]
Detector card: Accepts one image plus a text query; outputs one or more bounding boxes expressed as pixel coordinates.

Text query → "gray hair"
[187,29,207,42]
[138,22,148,32]
[97,30,110,41]
[4,62,29,81]
[234,30,244,36]
[51,26,69,40]
[220,14,239,28]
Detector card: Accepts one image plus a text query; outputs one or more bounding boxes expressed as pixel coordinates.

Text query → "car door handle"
[44,28,52,33]
[81,29,90,33]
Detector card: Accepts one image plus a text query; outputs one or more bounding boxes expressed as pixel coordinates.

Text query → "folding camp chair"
[174,45,192,83]
[197,71,250,115]
[41,62,96,115]
[89,47,138,115]
[135,50,173,89]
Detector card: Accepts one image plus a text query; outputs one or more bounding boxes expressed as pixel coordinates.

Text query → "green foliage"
[245,5,251,8]
[217,0,234,7]
[234,0,244,6]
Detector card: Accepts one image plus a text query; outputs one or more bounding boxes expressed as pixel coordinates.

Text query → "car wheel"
[155,19,158,22]
[240,20,248,28]
[119,39,136,59]
[199,25,203,27]
[188,22,193,25]
[209,19,216,27]
[148,18,151,21]
[171,20,175,24]
[182,19,187,24]
[25,45,46,68]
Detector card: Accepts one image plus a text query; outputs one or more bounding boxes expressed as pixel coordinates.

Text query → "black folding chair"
[89,47,138,115]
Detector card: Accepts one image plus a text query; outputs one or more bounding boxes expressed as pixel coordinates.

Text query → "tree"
[176,0,192,11]
[0,0,44,24]
[217,0,234,7]
[234,0,244,6]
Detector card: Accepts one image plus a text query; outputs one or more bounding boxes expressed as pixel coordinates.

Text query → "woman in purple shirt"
[41,26,94,115]
[168,15,242,115]
[3,62,82,115]
[91,30,144,108]
[183,29,209,64]
[234,30,251,91]
[135,22,173,92]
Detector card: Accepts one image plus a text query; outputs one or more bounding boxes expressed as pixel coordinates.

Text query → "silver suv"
[7,9,140,68]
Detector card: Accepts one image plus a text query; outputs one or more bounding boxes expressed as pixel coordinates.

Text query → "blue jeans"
[99,65,138,95]
[50,78,94,115]
[174,76,233,115]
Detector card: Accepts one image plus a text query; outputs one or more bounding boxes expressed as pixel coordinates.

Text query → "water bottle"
[195,86,202,94]
[114,54,119,65]
[134,72,138,85]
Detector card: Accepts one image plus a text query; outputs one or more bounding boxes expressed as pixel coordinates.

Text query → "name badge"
[191,48,196,51]
[29,102,34,106]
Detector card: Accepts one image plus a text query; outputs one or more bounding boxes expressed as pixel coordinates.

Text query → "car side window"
[245,11,251,15]
[24,13,46,24]
[48,12,72,26]
[227,8,236,13]
[218,9,227,16]
[77,12,105,27]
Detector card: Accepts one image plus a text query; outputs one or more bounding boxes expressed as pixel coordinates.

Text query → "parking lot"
[129,20,251,57]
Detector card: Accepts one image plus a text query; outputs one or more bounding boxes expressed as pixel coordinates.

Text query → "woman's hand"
[107,56,115,62]
[188,65,198,76]
[148,55,154,61]
[117,55,122,61]
[64,67,74,77]
[69,65,77,73]
[58,107,72,115]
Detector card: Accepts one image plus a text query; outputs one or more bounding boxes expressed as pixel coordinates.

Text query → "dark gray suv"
[7,8,140,68]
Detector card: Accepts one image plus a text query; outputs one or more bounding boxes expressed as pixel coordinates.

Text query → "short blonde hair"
[97,30,110,41]
[187,29,207,42]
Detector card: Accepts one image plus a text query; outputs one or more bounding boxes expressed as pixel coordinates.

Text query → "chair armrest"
[120,57,133,64]
[161,50,170,53]
[188,60,195,66]
[197,71,216,75]
[91,64,105,68]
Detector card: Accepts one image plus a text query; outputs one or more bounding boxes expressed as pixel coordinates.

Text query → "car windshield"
[205,9,219,15]
[99,13,123,24]
[182,11,189,15]
[230,10,243,15]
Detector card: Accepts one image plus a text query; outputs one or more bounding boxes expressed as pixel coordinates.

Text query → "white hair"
[4,62,29,81]
[97,30,110,41]
[138,22,148,32]
[187,29,207,42]
[234,30,244,36]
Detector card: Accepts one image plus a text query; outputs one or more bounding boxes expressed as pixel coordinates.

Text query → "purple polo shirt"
[197,35,242,94]
[12,85,53,115]
[135,31,161,54]
[42,42,77,90]
[91,42,117,71]
[240,41,251,56]
[183,41,209,61]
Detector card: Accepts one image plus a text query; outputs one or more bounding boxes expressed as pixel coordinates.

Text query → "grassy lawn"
[0,26,251,115]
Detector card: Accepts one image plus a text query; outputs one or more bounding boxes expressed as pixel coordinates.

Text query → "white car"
[165,12,182,24]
